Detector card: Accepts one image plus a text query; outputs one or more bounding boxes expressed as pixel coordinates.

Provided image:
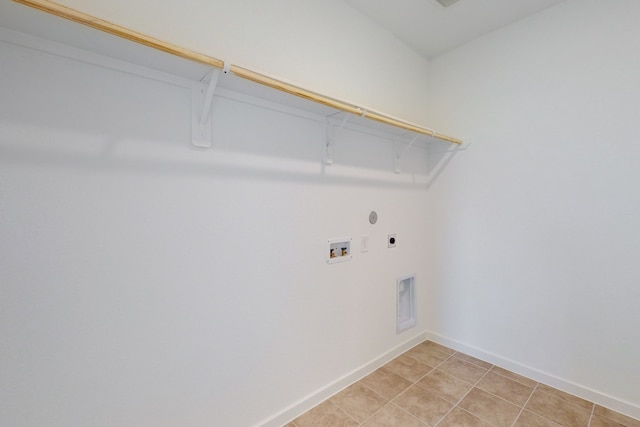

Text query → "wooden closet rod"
[13,0,462,145]
[12,0,224,68]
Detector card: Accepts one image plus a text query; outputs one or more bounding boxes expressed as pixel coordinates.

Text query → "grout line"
[356,404,378,426]
[353,394,387,425]
[367,342,534,427]
[388,401,431,427]
[319,393,360,425]
[360,342,458,426]
[452,351,493,370]
[387,371,438,426]
[347,379,400,425]
[514,383,590,427]
[457,406,501,426]
[587,403,595,427]
[415,365,436,384]
[302,340,579,427]
[337,341,445,426]
[400,354,452,387]
[293,340,622,427]
[330,398,361,426]
[509,383,539,427]
[488,365,537,388]
[343,404,362,426]
[433,361,493,426]
[476,381,530,408]
[405,351,452,367]
[407,347,462,426]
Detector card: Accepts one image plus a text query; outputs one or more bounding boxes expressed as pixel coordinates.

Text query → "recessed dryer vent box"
[397,274,416,333]
[327,237,352,264]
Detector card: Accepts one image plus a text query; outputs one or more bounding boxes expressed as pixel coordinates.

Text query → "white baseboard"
[256,332,429,427]
[423,331,640,422]
[257,330,640,426]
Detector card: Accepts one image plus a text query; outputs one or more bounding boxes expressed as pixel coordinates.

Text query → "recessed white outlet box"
[397,275,416,334]
[388,234,397,248]
[361,235,369,253]
[327,237,352,264]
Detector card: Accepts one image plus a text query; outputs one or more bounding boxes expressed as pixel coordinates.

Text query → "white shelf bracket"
[393,134,420,174]
[191,64,229,148]
[427,137,472,154]
[323,112,354,165]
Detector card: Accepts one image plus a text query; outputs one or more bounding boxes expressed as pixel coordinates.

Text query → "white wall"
[6,0,640,424]
[51,0,432,126]
[424,0,640,417]
[0,33,437,427]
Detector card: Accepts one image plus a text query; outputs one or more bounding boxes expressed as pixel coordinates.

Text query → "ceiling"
[0,1,567,66]
[344,0,566,58]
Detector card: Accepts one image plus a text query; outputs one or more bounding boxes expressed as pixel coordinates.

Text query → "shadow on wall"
[0,124,460,191]
[0,38,461,190]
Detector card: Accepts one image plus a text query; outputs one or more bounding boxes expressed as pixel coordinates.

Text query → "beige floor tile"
[361,367,413,400]
[476,370,534,407]
[291,341,628,427]
[360,404,426,427]
[591,415,627,427]
[293,400,358,427]
[437,357,488,384]
[405,343,451,367]
[453,352,493,370]
[525,386,592,427]
[384,353,433,383]
[330,382,388,423]
[458,387,521,427]
[423,341,456,355]
[437,407,494,427]
[536,384,594,411]
[418,369,474,403]
[490,366,538,388]
[594,406,640,427]
[513,410,564,426]
[393,385,454,426]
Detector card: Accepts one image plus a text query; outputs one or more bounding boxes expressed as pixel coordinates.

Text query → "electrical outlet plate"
[327,237,352,264]
[388,234,397,248]
[360,235,369,253]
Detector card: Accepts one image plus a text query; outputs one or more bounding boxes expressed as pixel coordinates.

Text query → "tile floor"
[284,341,640,427]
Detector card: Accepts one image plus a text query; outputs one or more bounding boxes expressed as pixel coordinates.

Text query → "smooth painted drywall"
[424,0,640,416]
[0,34,437,427]
[49,0,432,126]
